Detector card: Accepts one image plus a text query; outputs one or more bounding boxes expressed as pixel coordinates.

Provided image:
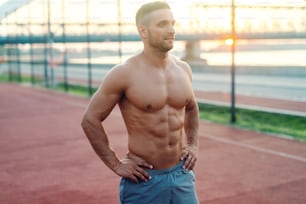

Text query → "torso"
[118,55,194,169]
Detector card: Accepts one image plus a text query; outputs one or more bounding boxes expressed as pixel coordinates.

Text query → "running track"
[1,83,306,204]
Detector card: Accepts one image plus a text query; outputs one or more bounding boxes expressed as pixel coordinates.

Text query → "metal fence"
[1,0,306,103]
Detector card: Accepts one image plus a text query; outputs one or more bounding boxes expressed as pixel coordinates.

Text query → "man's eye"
[158,22,167,27]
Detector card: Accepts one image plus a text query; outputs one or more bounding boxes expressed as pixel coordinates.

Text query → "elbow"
[81,112,103,132]
[81,114,91,131]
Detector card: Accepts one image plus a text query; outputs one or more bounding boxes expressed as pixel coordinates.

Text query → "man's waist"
[128,146,182,170]
[145,160,185,175]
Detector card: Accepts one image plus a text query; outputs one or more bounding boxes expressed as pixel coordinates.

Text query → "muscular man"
[81,1,199,203]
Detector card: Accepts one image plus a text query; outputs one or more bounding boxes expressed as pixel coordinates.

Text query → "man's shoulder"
[104,55,140,85]
[112,55,140,71]
[171,55,191,69]
[171,55,192,76]
[108,56,137,73]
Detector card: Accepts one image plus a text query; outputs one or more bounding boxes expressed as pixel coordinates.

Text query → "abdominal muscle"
[128,130,184,170]
[120,103,186,170]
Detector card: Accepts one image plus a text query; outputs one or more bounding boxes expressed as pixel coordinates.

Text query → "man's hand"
[180,145,198,171]
[113,153,153,183]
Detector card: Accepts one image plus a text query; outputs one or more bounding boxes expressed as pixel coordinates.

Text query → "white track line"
[204,135,306,163]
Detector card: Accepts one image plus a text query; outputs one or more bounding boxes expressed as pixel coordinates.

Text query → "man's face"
[145,9,176,52]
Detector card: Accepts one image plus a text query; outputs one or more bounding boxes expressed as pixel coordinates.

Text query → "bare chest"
[125,68,193,111]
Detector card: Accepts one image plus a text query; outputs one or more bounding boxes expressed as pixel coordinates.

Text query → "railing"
[1,2,306,99]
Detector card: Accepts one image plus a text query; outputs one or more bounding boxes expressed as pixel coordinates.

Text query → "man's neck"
[142,49,170,69]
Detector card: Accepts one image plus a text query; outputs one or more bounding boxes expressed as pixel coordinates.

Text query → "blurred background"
[0,0,306,110]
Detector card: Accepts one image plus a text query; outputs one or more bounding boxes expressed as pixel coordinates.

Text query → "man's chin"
[162,45,173,52]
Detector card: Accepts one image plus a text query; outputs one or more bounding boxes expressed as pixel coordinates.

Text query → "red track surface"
[1,83,306,204]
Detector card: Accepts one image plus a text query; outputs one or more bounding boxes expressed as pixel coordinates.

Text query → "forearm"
[81,118,120,171]
[181,102,200,170]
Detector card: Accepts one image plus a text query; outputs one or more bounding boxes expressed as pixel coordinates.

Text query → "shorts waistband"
[146,160,185,176]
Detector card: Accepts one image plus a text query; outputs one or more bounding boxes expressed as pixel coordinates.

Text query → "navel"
[146,104,153,110]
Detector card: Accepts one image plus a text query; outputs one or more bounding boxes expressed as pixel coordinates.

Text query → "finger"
[129,175,139,183]
[138,161,153,169]
[180,151,189,161]
[183,155,191,169]
[185,157,197,171]
[134,171,146,182]
[136,167,151,181]
[183,153,193,169]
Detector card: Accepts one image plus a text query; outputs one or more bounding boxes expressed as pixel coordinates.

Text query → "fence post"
[43,0,50,88]
[28,2,35,85]
[62,0,68,92]
[86,0,93,96]
[117,0,122,63]
[230,0,236,123]
[15,13,22,83]
[6,16,13,82]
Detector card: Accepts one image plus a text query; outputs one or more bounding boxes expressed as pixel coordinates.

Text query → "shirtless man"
[81,1,199,203]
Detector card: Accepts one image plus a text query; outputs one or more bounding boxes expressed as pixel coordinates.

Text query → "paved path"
[1,83,306,204]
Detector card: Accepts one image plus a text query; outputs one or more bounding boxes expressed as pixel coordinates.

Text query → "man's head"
[136,1,175,52]
[136,1,171,26]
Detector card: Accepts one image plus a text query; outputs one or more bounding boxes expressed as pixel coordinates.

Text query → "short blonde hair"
[135,1,171,26]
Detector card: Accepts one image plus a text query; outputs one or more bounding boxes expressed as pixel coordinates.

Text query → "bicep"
[86,89,121,122]
[85,67,126,121]
[181,62,197,112]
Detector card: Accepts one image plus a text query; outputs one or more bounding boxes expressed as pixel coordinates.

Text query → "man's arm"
[180,62,200,171]
[81,85,121,170]
[81,65,152,183]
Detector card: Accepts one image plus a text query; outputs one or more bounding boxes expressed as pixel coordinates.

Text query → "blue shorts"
[119,160,199,204]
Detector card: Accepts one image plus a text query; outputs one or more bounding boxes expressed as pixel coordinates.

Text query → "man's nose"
[168,25,175,34]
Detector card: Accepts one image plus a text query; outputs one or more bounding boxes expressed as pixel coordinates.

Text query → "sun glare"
[225,38,234,45]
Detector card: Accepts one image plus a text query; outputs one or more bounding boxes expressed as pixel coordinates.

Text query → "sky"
[0,0,6,5]
[1,0,305,33]
[0,0,29,20]
[1,0,305,8]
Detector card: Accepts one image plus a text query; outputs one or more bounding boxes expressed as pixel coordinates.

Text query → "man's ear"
[138,25,148,39]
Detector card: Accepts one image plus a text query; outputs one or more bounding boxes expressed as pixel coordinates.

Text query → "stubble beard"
[148,32,173,53]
